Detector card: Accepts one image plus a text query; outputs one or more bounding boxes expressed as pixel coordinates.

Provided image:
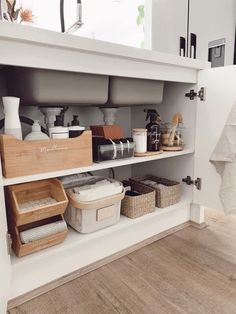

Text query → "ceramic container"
[2,96,22,140]
[68,126,85,138]
[132,128,147,153]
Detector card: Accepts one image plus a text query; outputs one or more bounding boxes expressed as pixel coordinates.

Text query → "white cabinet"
[0,23,235,312]
[194,66,236,209]
[151,0,235,64]
[0,173,11,314]
[151,0,188,56]
[189,0,235,65]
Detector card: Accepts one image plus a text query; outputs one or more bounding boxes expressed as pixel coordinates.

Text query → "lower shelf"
[10,197,192,300]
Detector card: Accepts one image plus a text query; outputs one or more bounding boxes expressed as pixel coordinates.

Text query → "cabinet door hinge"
[182,176,202,190]
[6,232,12,255]
[185,87,206,101]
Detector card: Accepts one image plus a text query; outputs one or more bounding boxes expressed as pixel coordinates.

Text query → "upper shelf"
[2,148,194,186]
[0,22,210,84]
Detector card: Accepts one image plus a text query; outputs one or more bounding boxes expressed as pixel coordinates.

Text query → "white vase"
[2,96,22,140]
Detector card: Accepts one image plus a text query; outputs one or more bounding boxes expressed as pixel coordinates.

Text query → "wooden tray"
[0,131,92,178]
[8,215,67,257]
[6,179,68,226]
[134,151,163,157]
[161,146,183,151]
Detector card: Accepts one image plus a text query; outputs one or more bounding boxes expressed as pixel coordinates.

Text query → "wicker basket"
[121,181,155,219]
[130,175,181,208]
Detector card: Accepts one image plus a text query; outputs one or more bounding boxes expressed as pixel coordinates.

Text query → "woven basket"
[130,175,181,208]
[121,181,155,219]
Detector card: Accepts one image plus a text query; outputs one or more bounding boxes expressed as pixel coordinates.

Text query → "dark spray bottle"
[144,109,162,151]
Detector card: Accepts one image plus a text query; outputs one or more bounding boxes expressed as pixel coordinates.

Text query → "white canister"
[49,126,69,139]
[132,129,147,153]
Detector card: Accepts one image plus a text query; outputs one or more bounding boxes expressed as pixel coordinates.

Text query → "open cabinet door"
[0,175,11,313]
[194,66,236,211]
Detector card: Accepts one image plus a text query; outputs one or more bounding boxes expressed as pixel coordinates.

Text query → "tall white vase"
[2,96,22,140]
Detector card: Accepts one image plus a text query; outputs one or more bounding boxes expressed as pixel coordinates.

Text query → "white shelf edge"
[0,22,210,71]
[10,198,191,298]
[3,148,194,186]
[11,196,191,268]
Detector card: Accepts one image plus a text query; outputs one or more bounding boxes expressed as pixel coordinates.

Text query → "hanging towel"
[210,102,236,214]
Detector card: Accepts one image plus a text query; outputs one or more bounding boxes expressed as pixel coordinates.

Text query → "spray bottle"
[144,109,162,151]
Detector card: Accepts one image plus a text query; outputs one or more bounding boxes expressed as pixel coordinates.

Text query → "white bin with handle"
[64,177,124,233]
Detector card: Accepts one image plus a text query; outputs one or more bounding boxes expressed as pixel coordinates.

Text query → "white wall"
[20,0,145,48]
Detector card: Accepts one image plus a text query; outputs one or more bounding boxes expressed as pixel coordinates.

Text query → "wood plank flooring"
[9,210,236,314]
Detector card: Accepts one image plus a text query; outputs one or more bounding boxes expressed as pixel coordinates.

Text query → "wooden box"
[90,125,124,139]
[0,131,92,178]
[8,215,67,257]
[6,179,68,226]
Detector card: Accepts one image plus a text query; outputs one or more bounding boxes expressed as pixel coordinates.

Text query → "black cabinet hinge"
[185,87,206,101]
[182,176,202,190]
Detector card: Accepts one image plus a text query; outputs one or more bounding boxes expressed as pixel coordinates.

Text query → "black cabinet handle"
[190,33,197,59]
[179,37,186,57]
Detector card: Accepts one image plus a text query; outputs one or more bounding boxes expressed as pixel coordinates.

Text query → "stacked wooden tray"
[6,179,68,257]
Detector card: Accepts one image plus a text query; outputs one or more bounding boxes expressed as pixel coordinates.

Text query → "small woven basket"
[121,181,155,219]
[130,175,181,208]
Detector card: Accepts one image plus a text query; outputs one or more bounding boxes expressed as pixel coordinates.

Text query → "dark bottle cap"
[71,115,80,126]
[54,115,64,126]
[144,109,161,123]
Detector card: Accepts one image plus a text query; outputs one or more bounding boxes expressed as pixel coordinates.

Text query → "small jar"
[68,126,85,138]
[132,129,147,153]
[161,123,185,148]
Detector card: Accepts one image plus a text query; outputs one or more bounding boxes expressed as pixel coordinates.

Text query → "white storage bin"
[65,185,125,234]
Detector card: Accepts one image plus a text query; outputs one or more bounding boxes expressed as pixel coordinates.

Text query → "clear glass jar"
[161,123,185,149]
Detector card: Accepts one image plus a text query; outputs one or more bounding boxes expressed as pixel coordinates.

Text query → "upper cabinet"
[151,0,189,57]
[151,0,235,65]
[189,0,235,66]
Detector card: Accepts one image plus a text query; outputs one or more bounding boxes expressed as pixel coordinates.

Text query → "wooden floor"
[10,210,236,314]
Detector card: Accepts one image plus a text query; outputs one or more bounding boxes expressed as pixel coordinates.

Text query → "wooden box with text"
[0,131,92,178]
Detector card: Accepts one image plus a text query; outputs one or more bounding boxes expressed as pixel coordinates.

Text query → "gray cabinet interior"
[4,67,109,106]
[108,77,164,106]
[3,66,164,107]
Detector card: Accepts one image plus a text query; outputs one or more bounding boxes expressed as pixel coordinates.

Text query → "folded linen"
[20,220,67,244]
[19,197,57,212]
[74,183,122,202]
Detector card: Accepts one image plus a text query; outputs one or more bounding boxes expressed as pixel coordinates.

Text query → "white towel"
[73,181,122,202]
[210,102,236,214]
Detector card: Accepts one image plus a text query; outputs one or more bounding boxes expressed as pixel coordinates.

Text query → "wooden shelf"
[3,148,194,186]
[10,197,191,299]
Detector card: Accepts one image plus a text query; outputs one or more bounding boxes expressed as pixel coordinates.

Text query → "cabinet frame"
[0,22,210,311]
